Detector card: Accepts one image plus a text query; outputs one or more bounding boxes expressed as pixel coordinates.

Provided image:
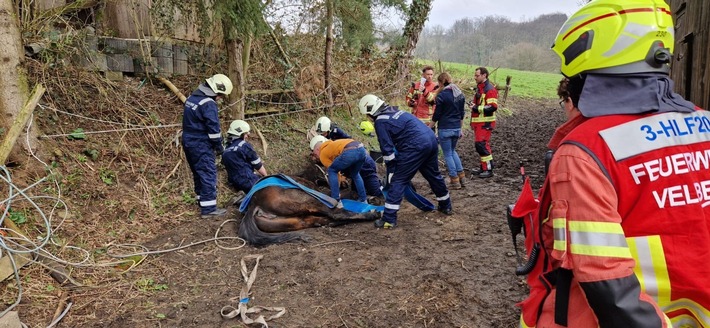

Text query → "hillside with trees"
[415,13,569,72]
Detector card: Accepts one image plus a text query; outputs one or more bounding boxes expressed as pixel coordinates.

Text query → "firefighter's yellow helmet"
[551,0,674,77]
[359,121,374,135]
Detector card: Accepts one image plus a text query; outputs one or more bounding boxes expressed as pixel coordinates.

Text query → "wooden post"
[502,75,512,107]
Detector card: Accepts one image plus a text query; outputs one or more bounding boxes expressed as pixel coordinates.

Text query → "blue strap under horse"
[239,174,384,213]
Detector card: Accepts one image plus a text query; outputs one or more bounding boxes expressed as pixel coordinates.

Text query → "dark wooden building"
[669,0,710,109]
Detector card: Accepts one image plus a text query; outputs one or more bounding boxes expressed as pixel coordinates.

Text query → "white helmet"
[206,74,233,95]
[310,135,327,151]
[315,116,331,133]
[228,120,250,137]
[358,94,385,116]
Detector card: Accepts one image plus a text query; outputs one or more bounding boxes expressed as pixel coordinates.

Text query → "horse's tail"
[238,205,307,246]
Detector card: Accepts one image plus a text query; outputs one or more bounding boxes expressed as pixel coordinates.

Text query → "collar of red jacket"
[547,113,588,150]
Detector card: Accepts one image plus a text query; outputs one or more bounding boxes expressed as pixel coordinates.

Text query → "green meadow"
[417,59,564,99]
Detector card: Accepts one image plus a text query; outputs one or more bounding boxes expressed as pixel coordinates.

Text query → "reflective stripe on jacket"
[182,89,222,150]
[407,81,438,123]
[520,109,710,327]
[471,79,497,124]
[221,138,263,189]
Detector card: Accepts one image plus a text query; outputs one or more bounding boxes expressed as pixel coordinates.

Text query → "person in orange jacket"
[514,1,710,327]
[309,136,368,204]
[470,66,498,178]
[406,65,438,127]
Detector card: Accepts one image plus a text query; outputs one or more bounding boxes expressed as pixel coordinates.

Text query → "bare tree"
[324,0,335,113]
[389,0,433,94]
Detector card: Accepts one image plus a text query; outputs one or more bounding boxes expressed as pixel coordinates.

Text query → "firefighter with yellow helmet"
[515,1,709,327]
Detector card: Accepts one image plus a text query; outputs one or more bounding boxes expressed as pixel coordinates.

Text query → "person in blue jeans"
[310,136,368,204]
[432,72,466,189]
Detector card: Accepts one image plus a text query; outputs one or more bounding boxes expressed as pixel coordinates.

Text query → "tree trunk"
[389,0,433,96]
[0,0,42,165]
[223,17,247,120]
[225,38,243,120]
[241,34,252,117]
[324,0,334,114]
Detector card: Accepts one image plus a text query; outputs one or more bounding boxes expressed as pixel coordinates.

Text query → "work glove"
[482,105,495,116]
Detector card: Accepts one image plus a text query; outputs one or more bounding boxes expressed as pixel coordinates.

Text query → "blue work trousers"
[183,141,218,214]
[383,144,450,225]
[328,147,367,202]
[360,157,383,197]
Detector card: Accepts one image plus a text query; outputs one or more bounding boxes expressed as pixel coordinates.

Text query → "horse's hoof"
[368,211,382,219]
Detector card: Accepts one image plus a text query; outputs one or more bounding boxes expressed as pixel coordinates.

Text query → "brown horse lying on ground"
[237,176,381,246]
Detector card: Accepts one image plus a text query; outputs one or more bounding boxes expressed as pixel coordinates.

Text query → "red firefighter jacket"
[470,79,498,124]
[406,80,438,123]
[516,109,710,328]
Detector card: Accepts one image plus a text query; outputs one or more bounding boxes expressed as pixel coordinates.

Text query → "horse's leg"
[255,215,333,232]
[327,208,381,221]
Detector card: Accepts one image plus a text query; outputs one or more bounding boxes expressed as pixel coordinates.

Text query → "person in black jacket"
[432,72,466,189]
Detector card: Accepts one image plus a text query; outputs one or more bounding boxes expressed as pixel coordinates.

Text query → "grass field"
[417,59,564,99]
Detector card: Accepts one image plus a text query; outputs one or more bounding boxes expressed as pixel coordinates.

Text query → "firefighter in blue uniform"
[182,74,233,218]
[222,120,268,194]
[358,94,452,229]
[314,116,351,140]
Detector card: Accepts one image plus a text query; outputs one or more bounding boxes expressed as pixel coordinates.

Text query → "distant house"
[668,0,709,110]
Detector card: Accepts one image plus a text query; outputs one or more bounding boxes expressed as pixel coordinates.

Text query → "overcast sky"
[425,0,584,29]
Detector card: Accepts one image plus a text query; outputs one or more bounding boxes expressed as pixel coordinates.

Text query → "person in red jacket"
[470,66,498,178]
[406,66,438,127]
[513,1,710,327]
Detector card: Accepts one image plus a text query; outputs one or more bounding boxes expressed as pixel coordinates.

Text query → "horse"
[237,175,381,246]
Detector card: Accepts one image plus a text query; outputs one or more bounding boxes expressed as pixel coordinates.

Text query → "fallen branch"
[311,240,364,248]
[157,159,182,192]
[252,123,268,156]
[51,291,68,322]
[157,76,187,103]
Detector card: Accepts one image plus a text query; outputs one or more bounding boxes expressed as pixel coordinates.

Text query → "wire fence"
[39,74,409,139]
